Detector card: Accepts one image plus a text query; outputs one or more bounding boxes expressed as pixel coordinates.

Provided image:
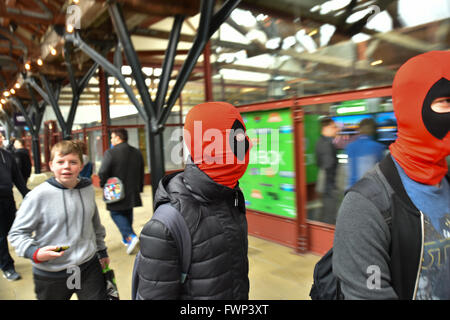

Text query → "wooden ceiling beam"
[96,0,200,17]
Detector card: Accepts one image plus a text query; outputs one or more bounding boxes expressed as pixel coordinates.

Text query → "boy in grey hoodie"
[8,140,110,300]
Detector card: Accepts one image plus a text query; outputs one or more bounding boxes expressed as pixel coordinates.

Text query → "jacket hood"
[389,51,450,185]
[183,101,251,189]
[47,176,92,189]
[154,161,241,210]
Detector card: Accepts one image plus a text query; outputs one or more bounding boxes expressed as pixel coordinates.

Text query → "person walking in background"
[13,138,32,185]
[345,118,386,188]
[6,136,16,153]
[132,102,251,300]
[98,128,144,255]
[315,116,339,224]
[0,132,29,281]
[8,140,109,300]
[333,51,450,299]
[76,140,93,179]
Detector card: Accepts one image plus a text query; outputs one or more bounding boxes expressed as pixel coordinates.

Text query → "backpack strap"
[346,168,392,228]
[152,203,192,284]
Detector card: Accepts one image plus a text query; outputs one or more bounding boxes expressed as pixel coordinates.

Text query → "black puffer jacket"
[133,163,249,300]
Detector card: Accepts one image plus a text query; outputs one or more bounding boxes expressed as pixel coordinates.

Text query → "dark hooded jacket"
[0,148,29,198]
[133,162,249,300]
[98,142,144,211]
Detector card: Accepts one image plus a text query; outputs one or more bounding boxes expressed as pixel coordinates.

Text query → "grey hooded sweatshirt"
[8,177,107,277]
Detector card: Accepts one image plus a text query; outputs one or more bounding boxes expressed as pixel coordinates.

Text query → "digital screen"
[332,114,372,135]
[375,112,397,142]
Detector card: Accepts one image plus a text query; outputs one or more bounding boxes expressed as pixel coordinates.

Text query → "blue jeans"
[109,209,136,242]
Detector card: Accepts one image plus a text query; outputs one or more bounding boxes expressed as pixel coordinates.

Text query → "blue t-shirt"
[345,135,386,188]
[393,158,450,300]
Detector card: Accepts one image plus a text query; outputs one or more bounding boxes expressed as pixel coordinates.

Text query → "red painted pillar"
[203,41,213,102]
[98,68,110,154]
[293,105,309,254]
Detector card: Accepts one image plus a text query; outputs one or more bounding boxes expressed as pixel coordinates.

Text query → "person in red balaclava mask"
[132,102,252,300]
[330,51,450,300]
[183,101,251,189]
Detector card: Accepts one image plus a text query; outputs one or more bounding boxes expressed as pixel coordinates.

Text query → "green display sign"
[240,109,296,218]
[239,109,322,218]
[334,99,367,115]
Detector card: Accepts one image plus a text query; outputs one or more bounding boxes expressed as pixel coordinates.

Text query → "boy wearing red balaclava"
[133,102,252,300]
[332,51,450,300]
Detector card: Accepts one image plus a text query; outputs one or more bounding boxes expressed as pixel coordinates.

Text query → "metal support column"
[26,82,47,173]
[66,0,242,198]
[11,96,45,174]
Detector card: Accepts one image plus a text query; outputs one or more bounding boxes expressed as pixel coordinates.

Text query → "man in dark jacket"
[132,101,251,300]
[314,116,339,224]
[333,51,450,299]
[13,138,32,184]
[0,132,29,281]
[98,128,144,254]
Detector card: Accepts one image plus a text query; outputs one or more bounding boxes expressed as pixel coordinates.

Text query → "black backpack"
[131,203,192,300]
[309,176,392,300]
[309,248,344,299]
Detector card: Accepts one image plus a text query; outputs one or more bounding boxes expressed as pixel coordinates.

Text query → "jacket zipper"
[230,190,247,281]
[412,211,425,300]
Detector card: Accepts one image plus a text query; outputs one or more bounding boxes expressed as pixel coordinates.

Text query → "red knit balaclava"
[389,51,450,185]
[184,102,251,189]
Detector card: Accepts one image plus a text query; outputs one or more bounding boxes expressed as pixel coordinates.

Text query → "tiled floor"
[1,174,320,300]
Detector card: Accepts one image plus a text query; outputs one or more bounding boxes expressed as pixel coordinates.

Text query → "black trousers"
[0,196,16,272]
[33,258,107,300]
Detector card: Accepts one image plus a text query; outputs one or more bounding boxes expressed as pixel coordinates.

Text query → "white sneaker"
[126,235,139,255]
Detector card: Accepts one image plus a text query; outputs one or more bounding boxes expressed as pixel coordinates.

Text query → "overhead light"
[310,5,321,12]
[142,67,153,76]
[3,91,10,97]
[370,59,383,66]
[245,29,267,43]
[50,46,57,56]
[352,33,371,43]
[37,58,43,66]
[15,83,21,89]
[25,62,31,70]
[265,37,281,50]
[121,65,132,75]
[153,68,162,77]
[10,89,15,95]
[255,14,268,21]
[308,29,318,37]
[1,99,6,104]
[230,9,256,27]
[66,24,75,33]
[282,36,296,50]
[296,30,317,53]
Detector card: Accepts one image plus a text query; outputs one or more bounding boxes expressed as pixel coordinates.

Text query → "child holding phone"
[8,140,110,300]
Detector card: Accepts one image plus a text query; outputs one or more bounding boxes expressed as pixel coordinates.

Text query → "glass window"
[89,130,104,174]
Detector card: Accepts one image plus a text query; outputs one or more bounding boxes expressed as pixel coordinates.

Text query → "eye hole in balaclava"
[422,77,450,140]
[229,119,250,162]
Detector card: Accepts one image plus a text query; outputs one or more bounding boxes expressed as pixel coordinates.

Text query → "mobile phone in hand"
[53,246,70,252]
